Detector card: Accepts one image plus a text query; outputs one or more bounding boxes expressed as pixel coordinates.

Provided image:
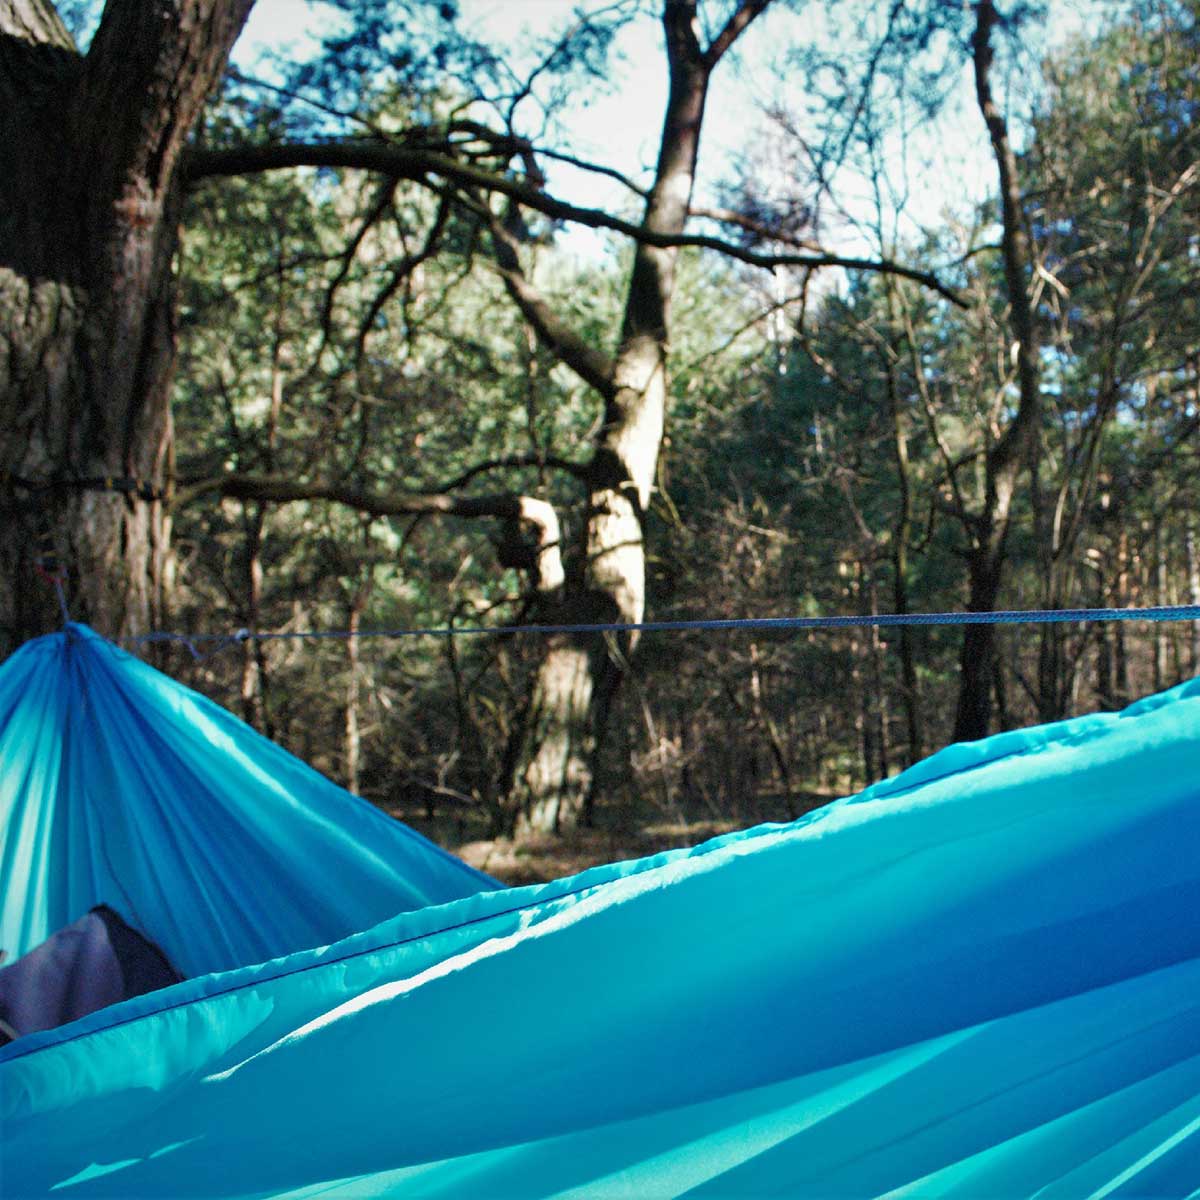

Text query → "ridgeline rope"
[124,604,1200,662]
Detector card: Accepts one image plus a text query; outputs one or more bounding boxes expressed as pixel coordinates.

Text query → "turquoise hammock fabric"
[3,629,1200,1197]
[0,624,497,978]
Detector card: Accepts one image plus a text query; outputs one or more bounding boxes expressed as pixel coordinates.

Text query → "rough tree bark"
[0,0,253,655]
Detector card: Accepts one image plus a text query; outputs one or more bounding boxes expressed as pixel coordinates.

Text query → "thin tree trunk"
[1096,623,1116,710]
[1186,519,1200,675]
[1095,551,1118,709]
[852,630,870,788]
[1114,531,1130,705]
[953,546,1005,742]
[344,592,366,795]
[1036,620,1066,722]
[816,710,830,792]
[238,249,288,730]
[858,560,889,780]
[1154,521,1167,692]
[951,0,1042,742]
[993,648,1011,731]
[748,640,797,816]
[239,502,267,728]
[885,285,922,764]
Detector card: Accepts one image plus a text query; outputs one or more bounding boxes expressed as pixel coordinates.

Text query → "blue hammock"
[0,624,496,978]
[3,626,1200,1197]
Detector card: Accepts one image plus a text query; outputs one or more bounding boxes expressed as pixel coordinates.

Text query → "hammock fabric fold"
[3,626,1200,1197]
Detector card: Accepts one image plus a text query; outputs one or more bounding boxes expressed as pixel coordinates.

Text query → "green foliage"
[164,0,1200,852]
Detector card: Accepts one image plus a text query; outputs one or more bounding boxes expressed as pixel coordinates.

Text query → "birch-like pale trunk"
[509,1,769,834]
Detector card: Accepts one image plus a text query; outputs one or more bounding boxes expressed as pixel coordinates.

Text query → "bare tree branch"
[688,204,822,251]
[184,140,968,305]
[534,146,650,197]
[704,0,772,68]
[314,177,397,362]
[439,454,593,491]
[181,474,503,517]
[354,192,452,362]
[176,475,566,591]
[900,306,970,527]
[486,203,617,399]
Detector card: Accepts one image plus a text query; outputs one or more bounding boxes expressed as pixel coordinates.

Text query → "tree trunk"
[1114,530,1130,705]
[0,0,253,656]
[950,0,1041,743]
[889,412,920,766]
[1186,519,1200,675]
[238,502,267,728]
[748,640,796,816]
[857,559,888,781]
[1154,521,1168,691]
[510,629,600,835]
[344,592,367,795]
[1096,622,1116,710]
[992,648,1011,731]
[854,637,871,789]
[952,546,1004,743]
[1035,607,1069,723]
[508,1,768,835]
[884,283,922,764]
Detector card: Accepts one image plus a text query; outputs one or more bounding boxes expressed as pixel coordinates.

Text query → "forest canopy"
[1,0,1197,863]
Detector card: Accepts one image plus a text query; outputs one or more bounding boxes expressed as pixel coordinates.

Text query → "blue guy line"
[125,604,1200,657]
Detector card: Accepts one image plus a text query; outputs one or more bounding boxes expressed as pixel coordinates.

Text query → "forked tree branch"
[704,0,772,68]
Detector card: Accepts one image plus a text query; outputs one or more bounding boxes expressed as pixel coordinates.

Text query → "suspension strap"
[7,475,165,503]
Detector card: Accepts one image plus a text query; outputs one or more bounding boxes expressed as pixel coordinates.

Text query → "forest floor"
[455,821,747,886]
[387,790,839,885]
